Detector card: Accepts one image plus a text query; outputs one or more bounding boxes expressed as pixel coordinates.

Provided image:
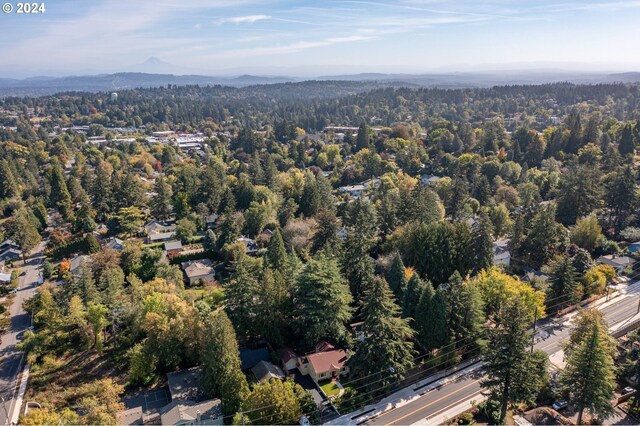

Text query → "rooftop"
[164,240,183,251]
[160,398,223,426]
[240,347,270,370]
[304,349,348,375]
[251,360,285,383]
[167,366,203,402]
[180,259,214,278]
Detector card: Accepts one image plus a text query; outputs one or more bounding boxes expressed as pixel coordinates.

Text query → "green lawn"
[320,380,340,397]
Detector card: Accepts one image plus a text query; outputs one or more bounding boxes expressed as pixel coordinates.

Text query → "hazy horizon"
[1,0,640,78]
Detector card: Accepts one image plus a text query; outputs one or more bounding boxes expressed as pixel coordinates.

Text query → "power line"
[224,276,640,423]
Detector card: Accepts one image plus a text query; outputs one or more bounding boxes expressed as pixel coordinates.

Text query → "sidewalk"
[330,281,640,425]
[11,362,30,424]
[326,358,482,425]
[414,393,487,426]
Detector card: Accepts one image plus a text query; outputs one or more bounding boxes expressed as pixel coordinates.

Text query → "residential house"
[338,184,366,198]
[420,174,441,186]
[237,237,258,255]
[0,239,19,252]
[204,214,219,229]
[360,177,381,189]
[251,360,285,383]
[160,399,223,426]
[117,407,143,426]
[159,367,223,425]
[240,347,270,371]
[147,231,177,244]
[0,239,22,261]
[165,240,183,255]
[181,259,215,285]
[0,248,21,262]
[493,239,511,266]
[69,254,91,275]
[298,342,349,384]
[104,237,124,251]
[279,348,299,373]
[145,219,176,235]
[597,255,637,275]
[523,269,550,284]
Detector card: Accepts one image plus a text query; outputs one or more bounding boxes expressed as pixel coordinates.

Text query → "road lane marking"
[420,392,485,425]
[383,379,481,426]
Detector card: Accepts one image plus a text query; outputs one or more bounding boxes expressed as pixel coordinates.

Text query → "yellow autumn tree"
[470,267,546,320]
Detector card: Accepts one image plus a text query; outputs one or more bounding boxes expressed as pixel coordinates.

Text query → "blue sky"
[1,0,640,77]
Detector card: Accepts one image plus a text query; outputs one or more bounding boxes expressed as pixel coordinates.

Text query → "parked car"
[623,386,636,394]
[552,401,568,410]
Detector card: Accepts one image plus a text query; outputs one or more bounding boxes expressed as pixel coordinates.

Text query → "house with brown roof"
[297,342,349,384]
[159,399,223,426]
[181,259,216,285]
[597,254,636,275]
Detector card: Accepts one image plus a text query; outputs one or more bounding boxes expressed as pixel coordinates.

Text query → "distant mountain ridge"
[0,70,639,97]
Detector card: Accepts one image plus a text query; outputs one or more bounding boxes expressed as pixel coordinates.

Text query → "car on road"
[552,401,568,410]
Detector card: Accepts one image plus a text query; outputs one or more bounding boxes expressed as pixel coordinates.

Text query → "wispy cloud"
[210,35,375,59]
[216,14,271,24]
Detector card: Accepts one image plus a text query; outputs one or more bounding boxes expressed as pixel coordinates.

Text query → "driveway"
[292,369,340,423]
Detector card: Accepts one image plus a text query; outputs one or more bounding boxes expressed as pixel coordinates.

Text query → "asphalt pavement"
[0,242,45,425]
[369,282,640,425]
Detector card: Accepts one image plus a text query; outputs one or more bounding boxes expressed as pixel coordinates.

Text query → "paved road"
[0,242,45,425]
[369,282,640,425]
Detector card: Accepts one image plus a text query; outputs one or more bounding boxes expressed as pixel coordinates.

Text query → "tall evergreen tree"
[349,277,415,390]
[556,161,602,225]
[618,124,635,156]
[202,229,217,252]
[294,254,353,346]
[151,176,173,221]
[0,159,18,200]
[520,205,568,268]
[547,256,579,313]
[603,164,637,235]
[341,199,377,300]
[265,228,287,271]
[355,122,371,152]
[401,273,425,319]
[561,321,616,425]
[471,213,494,274]
[224,256,261,339]
[91,162,113,222]
[424,286,450,352]
[78,262,100,305]
[200,310,249,416]
[258,268,290,346]
[481,298,548,423]
[413,280,436,351]
[8,208,41,262]
[446,272,484,349]
[311,208,341,255]
[387,252,408,298]
[49,160,73,220]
